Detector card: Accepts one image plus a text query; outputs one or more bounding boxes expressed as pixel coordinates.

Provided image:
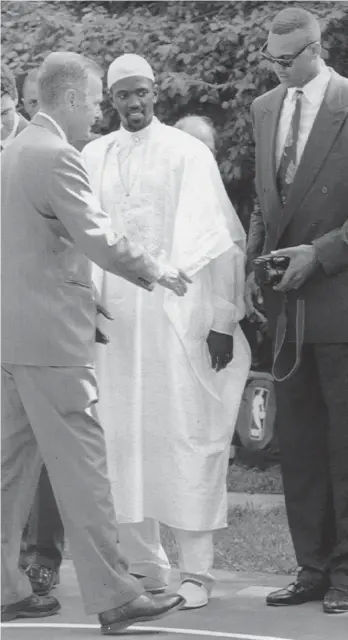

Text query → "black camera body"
[253,255,290,287]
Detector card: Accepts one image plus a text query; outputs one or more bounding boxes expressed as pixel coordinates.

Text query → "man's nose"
[128,94,141,109]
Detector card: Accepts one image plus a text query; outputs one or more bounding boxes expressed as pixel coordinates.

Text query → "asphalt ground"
[2,561,348,640]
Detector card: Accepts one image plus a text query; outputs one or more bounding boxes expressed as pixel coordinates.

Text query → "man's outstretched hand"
[207,330,234,372]
[158,266,192,296]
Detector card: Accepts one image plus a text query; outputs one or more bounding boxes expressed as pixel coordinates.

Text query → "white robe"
[82,118,251,531]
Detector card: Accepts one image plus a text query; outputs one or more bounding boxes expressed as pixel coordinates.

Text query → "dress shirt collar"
[286,63,331,104]
[118,116,160,146]
[36,111,68,142]
[1,112,20,148]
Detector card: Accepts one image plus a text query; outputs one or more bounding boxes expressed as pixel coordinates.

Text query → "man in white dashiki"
[82,54,251,610]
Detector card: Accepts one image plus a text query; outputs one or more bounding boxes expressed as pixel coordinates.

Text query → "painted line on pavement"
[0,621,295,640]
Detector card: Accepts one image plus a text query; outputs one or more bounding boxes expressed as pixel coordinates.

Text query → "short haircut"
[270,7,321,40]
[1,63,18,101]
[175,115,215,138]
[37,52,103,108]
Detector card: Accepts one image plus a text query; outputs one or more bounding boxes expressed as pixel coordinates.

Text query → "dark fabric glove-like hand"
[95,301,113,345]
[206,330,234,372]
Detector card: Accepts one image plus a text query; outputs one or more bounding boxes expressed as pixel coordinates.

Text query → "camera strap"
[272,297,305,382]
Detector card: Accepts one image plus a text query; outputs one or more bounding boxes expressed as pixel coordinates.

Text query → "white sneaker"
[177,580,209,609]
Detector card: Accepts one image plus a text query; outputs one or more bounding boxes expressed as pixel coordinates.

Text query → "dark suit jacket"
[247,69,348,343]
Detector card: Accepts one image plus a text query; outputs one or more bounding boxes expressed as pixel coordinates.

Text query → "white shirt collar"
[36,111,67,142]
[287,63,331,105]
[1,112,20,148]
[118,116,159,145]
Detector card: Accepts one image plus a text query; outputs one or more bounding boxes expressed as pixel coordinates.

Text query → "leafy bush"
[2,0,347,225]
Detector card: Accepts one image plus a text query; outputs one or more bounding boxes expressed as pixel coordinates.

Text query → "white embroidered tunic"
[82,118,251,530]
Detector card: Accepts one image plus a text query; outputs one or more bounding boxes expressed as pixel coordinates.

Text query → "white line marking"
[0,621,295,640]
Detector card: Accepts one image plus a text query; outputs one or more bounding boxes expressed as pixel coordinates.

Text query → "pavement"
[2,560,348,640]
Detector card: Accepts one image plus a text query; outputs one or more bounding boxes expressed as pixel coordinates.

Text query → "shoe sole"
[179,600,208,610]
[267,595,325,607]
[323,606,348,614]
[1,603,61,623]
[100,601,182,635]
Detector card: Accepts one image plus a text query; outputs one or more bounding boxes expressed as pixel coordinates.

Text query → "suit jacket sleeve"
[246,103,266,274]
[313,221,348,276]
[48,145,161,288]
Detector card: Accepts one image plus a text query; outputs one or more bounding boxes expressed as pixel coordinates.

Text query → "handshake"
[95,264,192,344]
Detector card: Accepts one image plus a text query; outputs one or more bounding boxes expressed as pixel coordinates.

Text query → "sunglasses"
[260,41,318,68]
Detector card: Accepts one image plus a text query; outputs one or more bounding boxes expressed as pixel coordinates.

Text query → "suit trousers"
[274,343,348,586]
[20,464,64,572]
[1,364,144,613]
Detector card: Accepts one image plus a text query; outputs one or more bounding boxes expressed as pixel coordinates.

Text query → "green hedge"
[3,0,347,225]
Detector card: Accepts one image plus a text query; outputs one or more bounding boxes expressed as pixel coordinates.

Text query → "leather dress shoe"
[25,563,60,596]
[130,573,167,594]
[1,594,61,622]
[266,579,328,606]
[99,592,185,635]
[323,586,348,614]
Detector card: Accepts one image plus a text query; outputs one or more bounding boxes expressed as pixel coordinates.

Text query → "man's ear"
[65,88,77,110]
[153,83,159,105]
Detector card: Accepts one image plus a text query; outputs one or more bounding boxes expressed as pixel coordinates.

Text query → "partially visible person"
[246,7,348,614]
[174,114,216,155]
[1,51,188,631]
[22,68,40,120]
[1,63,28,150]
[83,53,250,611]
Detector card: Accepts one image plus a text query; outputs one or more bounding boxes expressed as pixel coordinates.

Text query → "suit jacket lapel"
[258,85,286,218]
[275,71,348,244]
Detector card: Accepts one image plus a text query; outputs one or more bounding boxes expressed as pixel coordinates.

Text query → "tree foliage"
[2,0,348,224]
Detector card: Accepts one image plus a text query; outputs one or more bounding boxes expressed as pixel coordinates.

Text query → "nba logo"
[250,387,269,441]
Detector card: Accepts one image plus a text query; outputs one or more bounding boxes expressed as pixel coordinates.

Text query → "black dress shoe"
[1,594,61,622]
[25,563,60,596]
[266,579,328,606]
[323,586,348,614]
[99,592,185,635]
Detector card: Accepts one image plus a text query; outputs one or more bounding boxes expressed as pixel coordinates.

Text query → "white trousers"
[118,518,215,594]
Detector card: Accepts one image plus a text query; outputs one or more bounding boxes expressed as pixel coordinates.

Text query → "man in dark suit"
[1,51,188,631]
[246,7,348,614]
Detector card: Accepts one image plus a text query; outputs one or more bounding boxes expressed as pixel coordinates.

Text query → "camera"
[253,255,290,287]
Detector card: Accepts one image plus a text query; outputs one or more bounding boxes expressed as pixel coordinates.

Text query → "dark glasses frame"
[260,41,318,68]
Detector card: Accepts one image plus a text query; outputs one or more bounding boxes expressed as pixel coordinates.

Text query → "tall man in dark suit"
[1,51,188,632]
[246,8,348,614]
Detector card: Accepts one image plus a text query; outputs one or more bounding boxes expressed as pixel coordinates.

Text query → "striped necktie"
[277,89,303,206]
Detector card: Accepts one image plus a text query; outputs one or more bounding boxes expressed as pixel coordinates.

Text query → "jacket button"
[321,186,328,194]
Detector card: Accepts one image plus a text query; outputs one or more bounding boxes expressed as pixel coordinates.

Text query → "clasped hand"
[207,330,234,372]
[157,266,192,296]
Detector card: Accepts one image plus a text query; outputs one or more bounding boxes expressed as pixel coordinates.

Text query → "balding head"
[174,115,216,155]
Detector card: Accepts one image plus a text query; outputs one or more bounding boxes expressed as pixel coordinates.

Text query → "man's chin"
[126,114,146,131]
